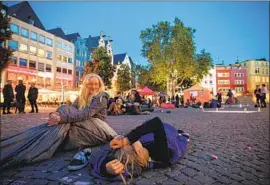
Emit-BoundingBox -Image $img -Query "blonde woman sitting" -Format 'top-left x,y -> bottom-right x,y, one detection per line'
1,74 -> 117,171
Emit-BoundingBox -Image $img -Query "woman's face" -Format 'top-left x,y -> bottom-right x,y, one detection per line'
87,77 -> 100,95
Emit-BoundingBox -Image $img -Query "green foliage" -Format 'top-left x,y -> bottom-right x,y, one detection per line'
116,64 -> 132,92
84,47 -> 115,88
195,49 -> 214,83
0,2 -> 13,73
140,17 -> 213,91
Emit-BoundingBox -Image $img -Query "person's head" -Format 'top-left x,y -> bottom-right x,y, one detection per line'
30,82 -> 36,87
7,80 -> 12,85
256,85 -> 260,89
112,145 -> 149,183
262,84 -> 266,87
18,80 -> 23,85
77,74 -> 105,109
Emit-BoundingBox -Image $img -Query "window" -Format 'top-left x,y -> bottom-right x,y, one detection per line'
235,80 -> 244,85
39,35 -> 45,44
46,38 -> 53,47
77,49 -> 80,54
56,67 -> 61,73
38,62 -> 44,72
266,69 -> 269,74
57,54 -> 62,61
217,73 -> 229,77
63,44 -> 68,51
46,64 -> 52,72
46,51 -> 52,59
29,19 -> 35,26
8,40 -> 18,50
209,80 -> 213,84
19,58 -> 27,67
62,68 -> 67,74
255,68 -> 260,74
10,24 -> 19,34
235,87 -> 244,93
68,46 -> 72,53
38,49 -> 45,57
62,56 -> 68,63
29,60 -> 36,69
209,74 -> 212,78
68,69 -> 72,75
76,60 -> 80,67
218,80 -> 230,85
10,56 -> 17,65
68,57 -> 72,64
262,69 -> 264,74
57,41 -> 62,48
19,43 -> 28,52
29,46 -> 37,55
21,28 -> 29,38
30,32 -> 38,41
76,71 -> 79,77
204,81 -> 207,84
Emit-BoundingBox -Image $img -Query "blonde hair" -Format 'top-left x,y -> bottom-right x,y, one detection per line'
77,74 -> 105,109
113,147 -> 149,184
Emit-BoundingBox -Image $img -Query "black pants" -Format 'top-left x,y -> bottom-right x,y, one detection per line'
261,94 -> 266,107
30,99 -> 38,112
3,99 -> 12,113
16,99 -> 26,113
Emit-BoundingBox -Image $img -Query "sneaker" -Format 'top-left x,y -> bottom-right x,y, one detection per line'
68,148 -> 93,171
182,133 -> 190,142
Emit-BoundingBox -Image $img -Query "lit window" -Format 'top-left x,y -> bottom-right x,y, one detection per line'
38,49 -> 45,57
62,56 -> 68,63
21,28 -> 28,38
9,56 -> 17,65
57,54 -> 62,61
19,43 -> 28,52
39,35 -> 45,44
30,32 -> 38,41
29,46 -> 37,55
19,58 -> 27,67
10,24 -> 19,34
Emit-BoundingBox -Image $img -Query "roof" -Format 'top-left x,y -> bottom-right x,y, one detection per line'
66,33 -> 81,42
47,28 -> 67,40
113,53 -> 127,65
85,35 -> 100,49
8,1 -> 45,30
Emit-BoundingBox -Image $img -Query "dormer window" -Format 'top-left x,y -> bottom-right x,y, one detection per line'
28,16 -> 35,25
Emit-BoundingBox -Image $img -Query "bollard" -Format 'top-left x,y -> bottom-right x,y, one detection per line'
216,108 -> 218,112
258,107 -> 261,112
240,104 -> 242,108
244,107 -> 247,112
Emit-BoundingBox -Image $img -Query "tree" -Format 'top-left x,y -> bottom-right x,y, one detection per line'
140,17 -> 213,94
84,47 -> 115,88
116,64 -> 132,92
0,2 -> 13,73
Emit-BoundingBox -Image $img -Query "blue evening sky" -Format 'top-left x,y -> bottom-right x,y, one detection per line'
5,1 -> 269,65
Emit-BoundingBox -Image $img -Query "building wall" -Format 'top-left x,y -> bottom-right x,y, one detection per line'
230,68 -> 247,96
1,16 -> 75,91
200,67 -> 217,96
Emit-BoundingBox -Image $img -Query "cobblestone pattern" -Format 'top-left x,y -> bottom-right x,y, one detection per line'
0,107 -> 269,185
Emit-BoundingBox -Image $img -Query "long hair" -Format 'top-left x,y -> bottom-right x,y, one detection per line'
77,74 -> 105,109
111,146 -> 149,184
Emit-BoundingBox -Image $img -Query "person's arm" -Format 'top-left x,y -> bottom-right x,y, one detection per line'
126,117 -> 170,165
58,96 -> 107,124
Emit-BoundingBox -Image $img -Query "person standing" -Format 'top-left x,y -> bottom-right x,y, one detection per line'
15,80 -> 26,114
175,94 -> 180,108
226,89 -> 233,106
28,82 -> 39,113
254,85 -> 261,107
216,90 -> 222,107
260,84 -> 267,108
2,80 -> 14,114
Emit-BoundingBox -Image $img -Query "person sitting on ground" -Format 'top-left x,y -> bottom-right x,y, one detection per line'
184,99 -> 191,108
108,98 -> 124,116
88,117 -> 189,184
0,74 -> 117,171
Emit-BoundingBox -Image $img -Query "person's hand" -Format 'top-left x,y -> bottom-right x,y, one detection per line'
106,159 -> 125,175
132,141 -> 144,155
110,137 -> 129,149
48,112 -> 61,126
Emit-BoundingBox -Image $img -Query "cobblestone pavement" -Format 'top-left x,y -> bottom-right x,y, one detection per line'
0,106 -> 269,185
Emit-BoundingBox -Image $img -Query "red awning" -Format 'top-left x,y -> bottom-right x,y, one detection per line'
138,86 -> 156,95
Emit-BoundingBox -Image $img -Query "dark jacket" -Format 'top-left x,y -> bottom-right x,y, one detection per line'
27,87 -> 38,101
3,84 -> 14,101
89,117 -> 188,181
15,84 -> 26,101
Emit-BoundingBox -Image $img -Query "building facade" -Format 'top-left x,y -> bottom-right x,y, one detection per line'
229,65 -> 247,96
200,66 -> 217,97
238,59 -> 269,93
1,2 -> 75,93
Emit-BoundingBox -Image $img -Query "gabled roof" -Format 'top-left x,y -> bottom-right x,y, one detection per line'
66,33 -> 81,42
113,53 -> 127,65
8,1 -> 45,30
85,35 -> 100,49
47,28 -> 67,40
